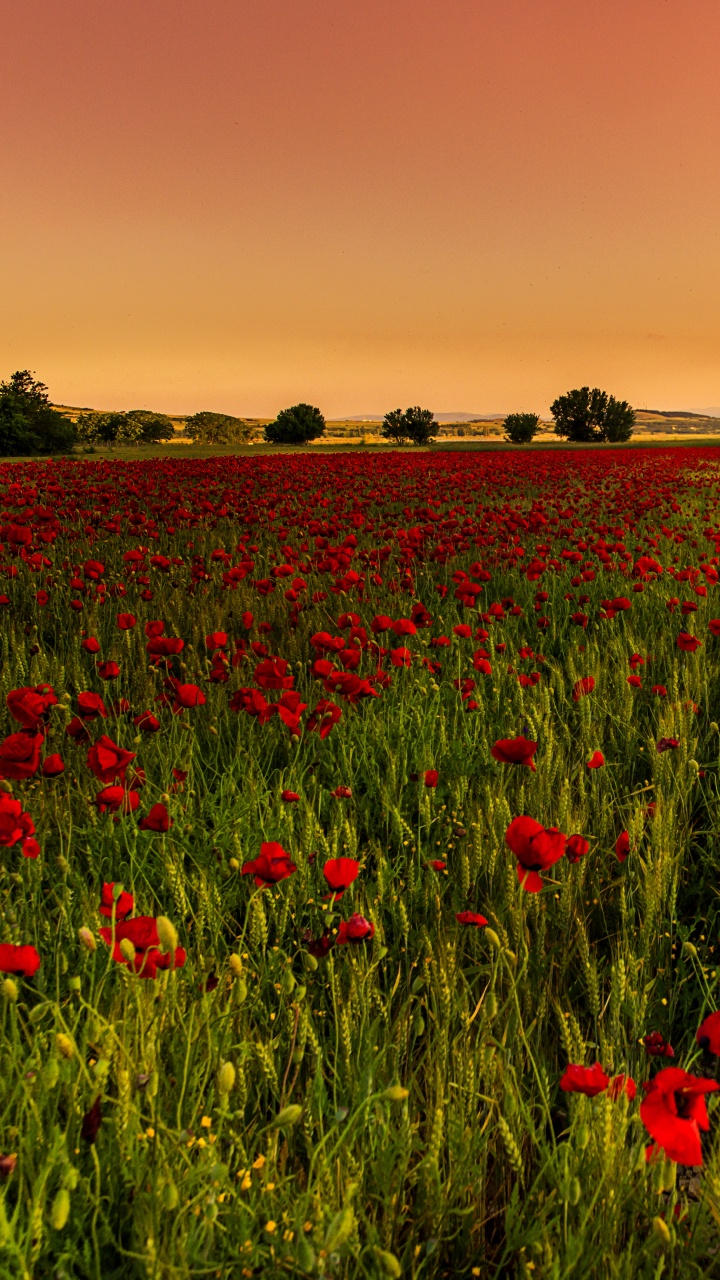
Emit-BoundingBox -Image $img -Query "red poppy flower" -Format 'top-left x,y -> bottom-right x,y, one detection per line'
572,676 -> 595,701
336,913 -> 375,945
77,692 -> 107,721
331,785 -> 352,798
640,1067 -> 719,1165
205,631 -> 228,650
427,859 -> 447,871
133,711 -> 160,733
254,658 -> 294,690
146,636 -> 184,658
656,737 -> 679,753
473,655 -> 492,675
455,911 -> 488,927
97,661 -> 120,681
82,637 -> 101,654
608,1073 -> 637,1101
323,857 -> 360,898
95,785 -> 140,816
0,943 -> 41,978
66,715 -> 91,743
615,831 -> 630,862
241,841 -> 297,886
697,1011 -> 720,1054
505,815 -> 566,892
99,915 -> 186,979
424,769 -> 439,788
0,792 -> 36,854
145,620 -> 165,638
587,750 -> 604,769
491,737 -> 537,770
677,632 -> 702,653
571,612 -> 588,628
7,685 -> 57,731
138,803 -> 172,832
709,619 -> 720,637
644,1031 -> 674,1058
99,882 -> 134,920
116,613 -> 137,630
306,931 -> 334,957
172,683 -> 206,712
626,675 -> 642,689
282,790 -> 300,803
559,1063 -> 609,1096
86,736 -> 136,783
42,753 -> 65,777
0,732 -> 43,780
565,834 -> 589,863
651,684 -> 668,697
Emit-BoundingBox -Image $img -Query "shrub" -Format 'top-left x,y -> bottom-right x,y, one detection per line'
185,412 -> 254,445
264,404 -> 325,445
380,406 -> 437,445
503,412 -> 540,444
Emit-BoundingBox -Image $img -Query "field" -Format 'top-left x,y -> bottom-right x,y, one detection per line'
3,446 -> 720,1278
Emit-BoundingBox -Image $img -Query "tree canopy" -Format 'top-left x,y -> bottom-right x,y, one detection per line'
503,412 -> 540,444
550,387 -> 635,443
264,404 -> 325,445
380,406 -> 437,446
185,412 -> 253,445
0,371 -> 77,456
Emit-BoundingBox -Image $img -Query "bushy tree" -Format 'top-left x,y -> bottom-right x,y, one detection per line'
551,387 -> 634,443
125,410 -> 175,443
503,412 -> 540,444
380,406 -> 437,445
0,371 -> 77,456
185,412 -> 253,445
264,404 -> 325,445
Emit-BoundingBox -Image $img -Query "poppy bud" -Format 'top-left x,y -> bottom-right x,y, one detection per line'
652,1217 -> 671,1245
234,979 -> 248,1005
575,1123 -> 589,1150
383,1085 -> 409,1102
281,969 -> 296,995
414,1012 -> 425,1036
2,979 -> 18,1003
485,928 -> 501,949
304,953 -> 319,972
324,1204 -> 355,1254
271,1104 -> 302,1128
229,954 -> 243,977
228,858 -> 239,871
50,1187 -> 70,1231
295,983 -> 306,1001
710,721 -> 719,735
374,1248 -> 402,1277
683,941 -> 698,958
146,1071 -> 159,1099
56,1033 -> 74,1059
218,1062 -> 236,1095
568,1176 -> 581,1206
43,1057 -> 60,1089
292,1045 -> 305,1064
78,927 -> 96,952
67,976 -> 81,993
156,916 -> 178,954
161,1181 -> 179,1210
119,939 -> 136,965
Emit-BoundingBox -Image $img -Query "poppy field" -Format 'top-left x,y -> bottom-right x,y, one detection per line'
4,445 -> 720,1278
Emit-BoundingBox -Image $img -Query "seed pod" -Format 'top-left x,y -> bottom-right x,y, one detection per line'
272,1104 -> 302,1128
281,969 -> 296,995
50,1188 -> 70,1231
575,1123 -> 589,1151
683,941 -> 698,958
374,1248 -> 402,1277
156,916 -> 178,953
2,980 -> 18,1003
55,1033 -> 74,1059
413,1012 -> 425,1037
218,1062 -> 236,1095
304,953 -> 319,972
161,1181 -> 179,1210
568,1176 -> 581,1205
485,928 -> 501,949
324,1204 -> 354,1253
652,1216 -> 671,1245
234,979 -> 248,1005
67,976 -> 81,993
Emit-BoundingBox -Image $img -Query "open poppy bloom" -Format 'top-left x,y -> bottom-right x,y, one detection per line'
656,738 -> 679,753
77,692 -> 107,720
640,1067 -> 719,1165
306,930 -> 334,958
281,789 -> 300,803
241,842 -> 297,886
559,1063 -> 609,1096
138,802 -> 172,832
0,732 -> 43,781
0,792 -> 37,858
608,1073 -> 637,1101
336,913 -> 374,945
116,613 -> 137,630
505,815 -> 566,892
615,831 -> 630,862
424,769 -> 439,787
677,632 -> 702,653
587,750 -> 604,769
455,911 -> 488,927
491,737 -> 537,770
0,943 -> 41,978
565,834 -> 589,863
99,882 -> 134,920
331,785 -> 352,798
427,859 -> 447,871
95,786 -> 140,816
697,1011 -> 720,1054
644,1031 -> 674,1058
86,736 -> 136,783
99,916 -> 186,979
7,684 -> 57,731
42,753 -> 65,777
322,857 -> 360,898
572,676 -> 595,701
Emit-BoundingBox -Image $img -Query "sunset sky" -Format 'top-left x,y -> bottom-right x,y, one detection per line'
1,0 -> 719,417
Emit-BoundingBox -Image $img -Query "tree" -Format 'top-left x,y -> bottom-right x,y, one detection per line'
380,406 -> 437,446
503,412 -> 539,444
550,387 -> 634,443
0,370 -> 77,456
125,410 -> 175,443
185,412 -> 254,446
264,404 -> 325,445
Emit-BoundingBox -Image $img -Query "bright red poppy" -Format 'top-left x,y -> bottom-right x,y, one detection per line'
86,736 -> 136,783
241,842 -> 297,886
99,882 -> 134,920
0,943 -> 41,978
491,737 -> 537,770
7,685 -> 57,731
572,676 -> 595,701
677,632 -> 702,653
640,1067 -> 719,1165
608,1073 -> 637,1101
505,815 -> 566,892
565,834 -> 589,863
95,786 -> 140,816
336,914 -> 375,945
697,1011 -> 720,1054
587,750 -> 604,769
644,1031 -> 674,1058
615,831 -> 630,862
99,916 -> 186,979
322,857 -> 360,898
455,911 -> 488,927
138,803 -> 172,832
282,790 -> 300,803
559,1064 -> 609,1096
0,732 -> 43,781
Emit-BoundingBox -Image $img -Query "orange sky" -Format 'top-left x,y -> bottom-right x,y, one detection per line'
1,0 -> 719,417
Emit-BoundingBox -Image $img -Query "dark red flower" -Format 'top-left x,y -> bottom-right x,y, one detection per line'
322,857 -> 360,898
644,1031 -> 674,1058
306,931 -> 334,958
133,711 -> 160,733
172,682 -> 206,712
116,613 -> 137,630
99,915 -> 186,978
336,913 -> 375,945
491,737 -> 537,770
0,943 -> 41,978
565,834 -> 589,863
306,699 -> 342,739
97,661 -> 120,680
331,785 -> 352,798
81,1097 -> 103,1144
572,676 -> 595,701
651,684 -> 667,697
241,842 -> 297,886
559,1064 -> 609,1096
677,632 -> 702,653
0,732 -> 43,780
505,815 -> 566,892
608,1073 -> 637,1101
138,803 -> 172,832
7,685 -> 57,731
427,859 -> 447,871
99,882 -> 134,920
86,736 -> 136,783
424,769 -> 439,788
82,637 -> 101,654
640,1067 -> 718,1165
95,786 -> 140,816
615,831 -> 630,862
66,715 -> 91,743
282,789 -> 300,803
41,753 -> 65,777
656,737 -> 679,753
455,911 -> 488,927
77,692 -> 107,721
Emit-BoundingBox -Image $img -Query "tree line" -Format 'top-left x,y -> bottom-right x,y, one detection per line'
0,370 -> 635,454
